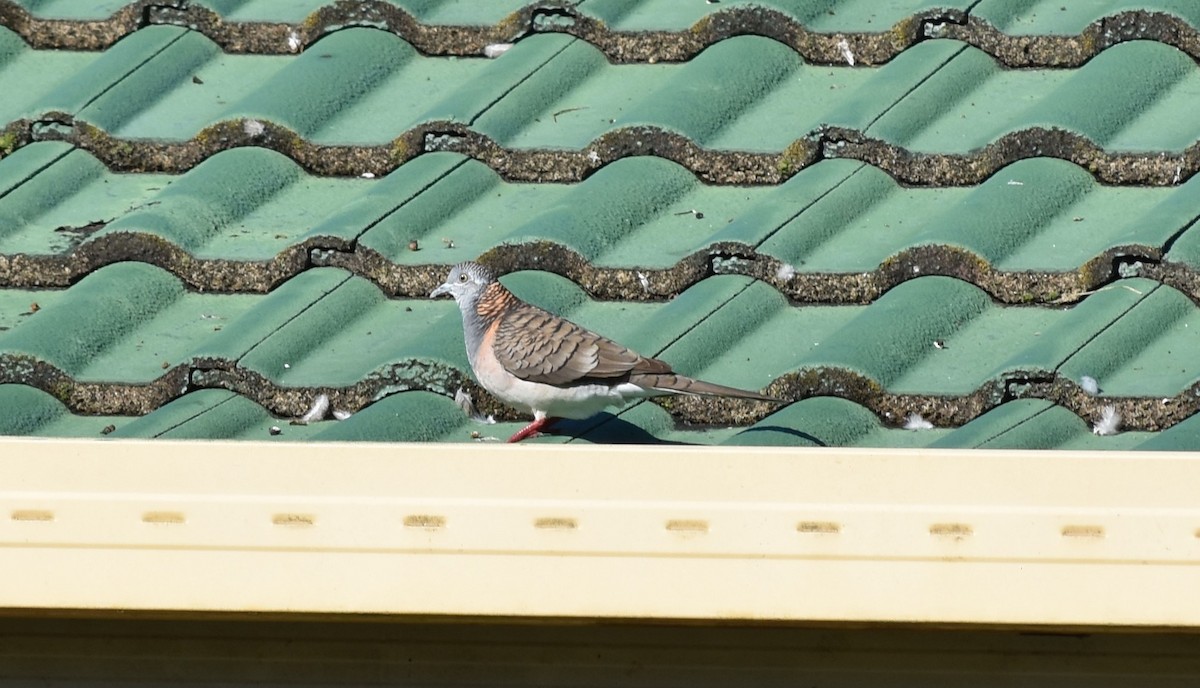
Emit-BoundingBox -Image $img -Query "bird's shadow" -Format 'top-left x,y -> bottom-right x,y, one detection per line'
550,413 -> 695,445
548,418 -> 827,447
733,425 -> 827,447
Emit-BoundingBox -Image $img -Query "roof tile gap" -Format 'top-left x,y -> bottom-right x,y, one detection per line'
1161,216 -> 1200,257
752,163 -> 866,251
862,44 -> 968,133
973,403 -> 1057,448
348,158 -> 471,244
1052,282 -> 1163,375
650,281 -> 757,361
70,27 -> 193,116
962,0 -> 987,15
0,146 -> 74,204
231,272 -> 356,365
147,392 -> 238,439
465,37 -> 579,127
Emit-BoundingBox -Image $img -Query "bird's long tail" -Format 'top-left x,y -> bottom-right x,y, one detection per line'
631,373 -> 783,403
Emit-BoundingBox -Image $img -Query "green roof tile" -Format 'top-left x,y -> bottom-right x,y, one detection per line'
0,384 -> 125,436
0,26 -> 103,123
1058,283 -> 1200,398
3,4 -> 1200,448
971,0 -> 1200,36
867,40 -> 1200,153
6,0 -> 1200,70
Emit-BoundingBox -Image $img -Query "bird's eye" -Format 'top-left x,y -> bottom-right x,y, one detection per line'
458,273 -> 469,282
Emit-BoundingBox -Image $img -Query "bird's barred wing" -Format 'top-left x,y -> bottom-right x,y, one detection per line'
492,302 -> 670,386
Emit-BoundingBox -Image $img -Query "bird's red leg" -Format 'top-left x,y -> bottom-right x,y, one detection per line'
507,416 -> 559,443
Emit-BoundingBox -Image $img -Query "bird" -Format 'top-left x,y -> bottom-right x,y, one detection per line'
430,261 -> 782,442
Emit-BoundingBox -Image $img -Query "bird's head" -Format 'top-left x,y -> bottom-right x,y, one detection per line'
429,261 -> 496,304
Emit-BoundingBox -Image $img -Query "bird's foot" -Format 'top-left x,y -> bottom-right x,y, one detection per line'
507,416 -> 559,443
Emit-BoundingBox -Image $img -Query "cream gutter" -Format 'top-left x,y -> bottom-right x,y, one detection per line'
2,438 -> 1198,628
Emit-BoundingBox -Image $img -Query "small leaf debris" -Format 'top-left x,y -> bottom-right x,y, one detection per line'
552,106 -> 588,122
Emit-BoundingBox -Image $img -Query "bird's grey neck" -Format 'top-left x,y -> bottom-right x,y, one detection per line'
458,295 -> 491,367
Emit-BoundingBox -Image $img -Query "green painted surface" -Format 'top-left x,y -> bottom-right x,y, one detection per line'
101,42 -> 291,140
712,160 -> 863,248
888,41 -> 1200,153
423,34 -> 581,133
889,303 -> 1059,395
102,27 -> 530,144
0,141 -> 72,196
756,163 -> 918,270
0,384 -> 126,437
37,26 -> 196,117
222,270 -> 463,388
0,262 -> 185,378
972,0 -> 1200,36
726,397 -> 887,447
498,36 -> 876,151
189,268 -> 350,363
0,287 -> 67,335
0,27 -> 103,124
798,277 -> 992,389
0,375 -> 1192,448
1059,284 -> 1200,397
109,389 -> 271,439
470,37 -> 610,145
611,37 -> 801,145
1138,411 -> 1200,450
304,152 -> 469,246
933,399 -> 1148,450
99,148 -> 365,259
363,156 -> 792,269
1164,219 -> 1200,268
0,148 -> 155,255
7,146 -> 1190,274
930,400 -> 1057,449
502,158 -> 762,267
997,278 -> 1158,375
2,8 -> 1200,449
656,278 -> 792,391
0,264 -> 262,382
356,157 -> 516,263
312,391 -> 522,443
273,31 -> 466,143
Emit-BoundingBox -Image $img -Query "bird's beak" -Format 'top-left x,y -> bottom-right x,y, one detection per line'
430,283 -> 450,298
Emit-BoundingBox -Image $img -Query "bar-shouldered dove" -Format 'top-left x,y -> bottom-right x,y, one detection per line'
431,262 -> 781,442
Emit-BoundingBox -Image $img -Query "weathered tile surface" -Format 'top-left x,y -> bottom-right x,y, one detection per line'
1,1 -> 1198,447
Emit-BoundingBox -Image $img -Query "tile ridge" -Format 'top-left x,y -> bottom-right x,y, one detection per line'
0,232 -> 1185,306
2,2 -> 1198,68
3,118 -> 1195,187
4,353 -> 1197,432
